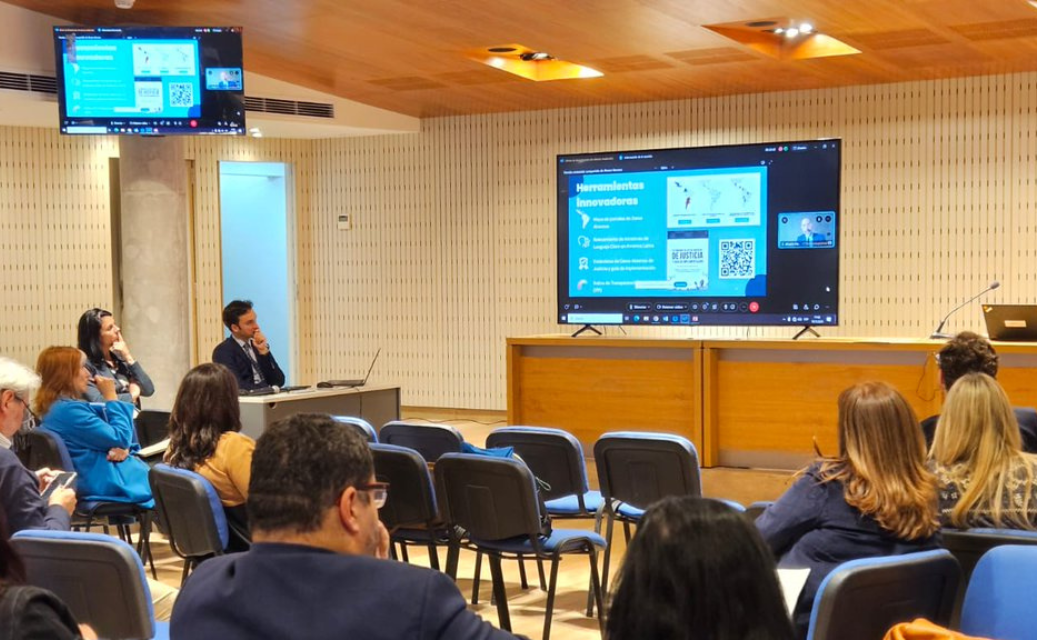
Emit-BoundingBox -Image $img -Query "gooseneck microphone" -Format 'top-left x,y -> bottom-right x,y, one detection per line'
930,281 -> 1000,339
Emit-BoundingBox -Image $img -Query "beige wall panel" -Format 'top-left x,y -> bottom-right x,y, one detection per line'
1,72 -> 1036,410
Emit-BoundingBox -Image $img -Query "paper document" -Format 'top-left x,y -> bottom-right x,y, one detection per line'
777,568 -> 810,617
137,437 -> 170,459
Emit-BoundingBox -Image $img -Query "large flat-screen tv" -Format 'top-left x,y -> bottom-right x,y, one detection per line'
557,139 -> 841,328
53,26 -> 245,136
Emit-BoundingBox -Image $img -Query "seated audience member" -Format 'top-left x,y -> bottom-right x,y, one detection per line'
0,510 -> 97,640
756,382 -> 940,639
165,363 -> 252,547
211,300 -> 285,391
607,496 -> 795,640
930,372 -> 1037,529
171,413 -> 522,640
924,332 -> 1036,453
0,357 -> 76,533
32,347 -> 152,508
77,308 -> 154,407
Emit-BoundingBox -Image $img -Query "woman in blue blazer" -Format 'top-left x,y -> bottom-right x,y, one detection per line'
33,346 -> 152,507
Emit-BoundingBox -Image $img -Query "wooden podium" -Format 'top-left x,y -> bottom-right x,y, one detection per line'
507,336 -> 1036,469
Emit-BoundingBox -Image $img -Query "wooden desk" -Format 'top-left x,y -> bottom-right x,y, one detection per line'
506,336 -> 1037,469
507,336 -> 702,450
703,339 -> 1036,469
238,384 -> 401,440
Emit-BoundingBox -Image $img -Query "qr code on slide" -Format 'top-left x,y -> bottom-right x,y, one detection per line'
719,239 -> 755,279
169,83 -> 194,107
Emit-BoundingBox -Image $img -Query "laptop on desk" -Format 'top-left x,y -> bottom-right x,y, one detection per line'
983,304 -> 1037,342
317,348 -> 382,388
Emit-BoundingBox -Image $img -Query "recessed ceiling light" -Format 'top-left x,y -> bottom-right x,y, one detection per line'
785,27 -> 799,38
520,51 -> 553,61
799,22 -> 814,33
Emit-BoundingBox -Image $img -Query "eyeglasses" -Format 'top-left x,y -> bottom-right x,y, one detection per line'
3,392 -> 36,433
356,482 -> 389,509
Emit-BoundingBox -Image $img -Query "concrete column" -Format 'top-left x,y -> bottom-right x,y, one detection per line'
118,136 -> 190,411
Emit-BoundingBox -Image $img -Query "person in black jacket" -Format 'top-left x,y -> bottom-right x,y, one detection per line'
0,357 -> 75,534
211,300 -> 285,391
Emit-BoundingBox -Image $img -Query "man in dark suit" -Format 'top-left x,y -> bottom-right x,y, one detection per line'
171,413 -> 523,640
797,217 -> 826,246
212,300 -> 285,391
922,331 -> 1036,452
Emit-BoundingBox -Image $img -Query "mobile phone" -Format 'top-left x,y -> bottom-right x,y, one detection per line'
41,472 -> 76,501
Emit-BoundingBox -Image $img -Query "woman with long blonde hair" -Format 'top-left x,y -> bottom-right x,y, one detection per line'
931,372 -> 1037,529
756,381 -> 940,639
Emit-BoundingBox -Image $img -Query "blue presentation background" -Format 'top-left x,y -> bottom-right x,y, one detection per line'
62,38 -> 201,118
567,167 -> 768,298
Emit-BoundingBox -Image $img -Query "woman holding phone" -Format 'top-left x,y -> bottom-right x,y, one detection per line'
76,308 -> 154,406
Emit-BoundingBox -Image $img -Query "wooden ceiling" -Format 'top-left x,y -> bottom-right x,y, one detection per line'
7,0 -> 1036,118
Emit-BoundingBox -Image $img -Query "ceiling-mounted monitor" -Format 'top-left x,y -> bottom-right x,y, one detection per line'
53,26 -> 245,136
556,139 -> 842,328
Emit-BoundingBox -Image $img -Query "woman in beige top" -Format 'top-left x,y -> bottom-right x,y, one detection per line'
165,363 -> 254,549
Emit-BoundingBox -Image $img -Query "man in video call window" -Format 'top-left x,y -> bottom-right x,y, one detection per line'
798,217 -> 826,246
212,300 -> 286,391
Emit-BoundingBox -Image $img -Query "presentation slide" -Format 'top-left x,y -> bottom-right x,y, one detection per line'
567,166 -> 768,298
62,38 -> 203,119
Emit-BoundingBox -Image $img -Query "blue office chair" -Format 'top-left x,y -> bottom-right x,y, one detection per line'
959,545 -> 1037,640
31,426 -> 156,577
149,463 -> 244,585
940,527 -> 1037,583
332,415 -> 378,442
593,431 -> 701,590
435,453 -> 605,640
370,442 -> 456,575
806,549 -> 961,640
12,529 -> 169,640
486,426 -> 604,522
379,421 -> 464,462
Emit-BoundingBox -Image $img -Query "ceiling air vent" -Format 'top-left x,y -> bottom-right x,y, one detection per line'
0,71 -> 58,95
244,96 -> 335,119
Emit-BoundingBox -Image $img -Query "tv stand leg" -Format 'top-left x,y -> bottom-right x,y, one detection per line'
791,325 -> 820,340
571,324 -> 603,337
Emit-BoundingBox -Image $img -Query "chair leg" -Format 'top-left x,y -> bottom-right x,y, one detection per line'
427,540 -> 440,571
588,547 -> 604,630
138,512 -> 157,580
623,520 -> 632,543
471,551 -> 483,604
400,543 -> 410,563
541,556 -> 561,640
518,557 -> 529,589
589,510 -> 615,616
388,541 -> 399,561
487,553 -> 511,632
536,558 -> 547,590
445,542 -> 460,581
180,559 -> 192,586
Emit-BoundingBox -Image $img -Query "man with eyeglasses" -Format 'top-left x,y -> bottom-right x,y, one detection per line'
172,413 -> 524,640
0,356 -> 77,532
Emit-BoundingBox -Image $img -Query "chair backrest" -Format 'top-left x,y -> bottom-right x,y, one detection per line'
370,443 -> 440,531
11,529 -> 156,640
960,545 -> 1037,640
26,427 -> 70,471
1013,407 -> 1036,453
332,415 -> 378,443
435,453 -> 542,543
149,463 -> 229,556
807,549 -> 961,640
486,426 -> 589,502
593,431 -> 701,510
379,421 -> 464,462
134,410 -> 170,448
940,527 -> 1037,582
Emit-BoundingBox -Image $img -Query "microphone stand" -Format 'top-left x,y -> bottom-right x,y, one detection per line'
929,283 -> 999,339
